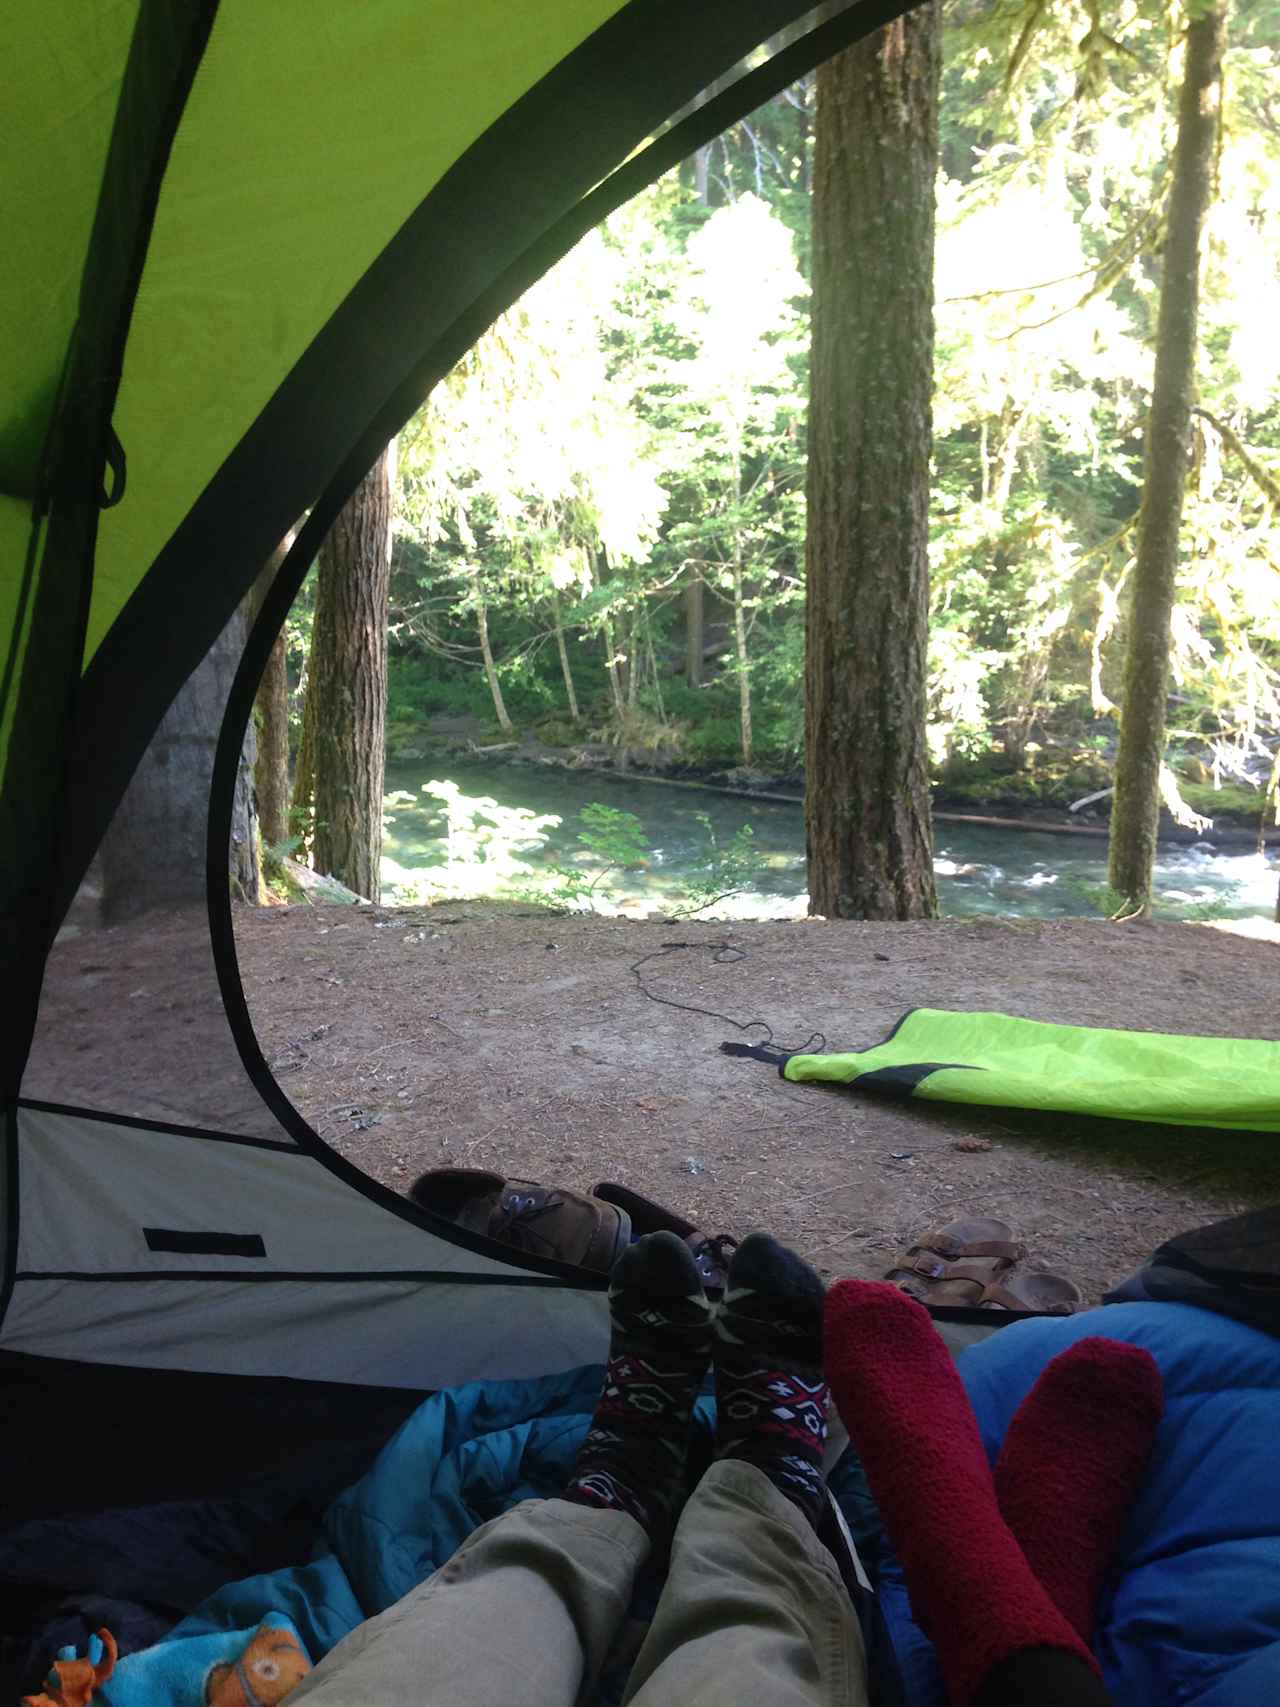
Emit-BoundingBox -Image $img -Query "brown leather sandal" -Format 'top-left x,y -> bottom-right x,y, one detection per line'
886,1217 -> 1026,1305
968,1267 -> 1084,1315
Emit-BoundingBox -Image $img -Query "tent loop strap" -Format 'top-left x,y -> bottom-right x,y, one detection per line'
99,426 -> 127,508
719,1040 -> 796,1067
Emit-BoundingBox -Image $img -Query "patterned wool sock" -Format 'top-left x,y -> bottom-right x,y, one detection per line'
713,1232 -> 830,1528
824,1280 -> 1097,1707
563,1231 -> 713,1540
995,1337 -> 1163,1643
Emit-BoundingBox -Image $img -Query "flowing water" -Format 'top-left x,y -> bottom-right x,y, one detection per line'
383,757 -> 1277,922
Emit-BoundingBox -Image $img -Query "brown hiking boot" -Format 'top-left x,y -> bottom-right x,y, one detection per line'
408,1168 -> 632,1273
592,1181 -> 736,1296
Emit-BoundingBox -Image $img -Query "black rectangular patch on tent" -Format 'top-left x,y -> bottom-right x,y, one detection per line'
144,1228 -> 267,1258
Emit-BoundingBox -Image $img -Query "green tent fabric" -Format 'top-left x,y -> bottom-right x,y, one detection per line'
1,0 -> 899,1092
1,0 -> 917,1393
782,1008 -> 1280,1132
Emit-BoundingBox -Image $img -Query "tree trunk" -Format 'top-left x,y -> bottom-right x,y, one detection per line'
804,6 -> 941,920
306,444 -> 395,903
250,536 -> 295,850
475,589 -> 513,733
100,606 -> 259,919
552,597 -> 579,720
1108,6 -> 1225,916
291,659 -> 316,851
645,613 -> 666,723
988,398 -> 1026,512
731,560 -> 753,765
685,575 -> 705,686
694,143 -> 712,204
626,612 -> 640,710
602,614 -> 626,716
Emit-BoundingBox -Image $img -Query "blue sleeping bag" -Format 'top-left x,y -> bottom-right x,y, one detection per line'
169,1364 -> 655,1657
135,1303 -> 1280,1707
879,1302 -> 1280,1706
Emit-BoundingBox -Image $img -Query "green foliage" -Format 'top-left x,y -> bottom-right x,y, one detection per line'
1055,877 -> 1137,918
382,785 -> 777,918
533,800 -> 769,917
1178,883 -> 1246,922
355,13 -> 1280,831
668,813 -> 769,917
541,803 -> 651,912
261,834 -> 306,903
578,801 -> 650,867
266,834 -> 303,862
682,712 -> 747,765
924,0 -> 1280,793
1057,871 -> 1246,922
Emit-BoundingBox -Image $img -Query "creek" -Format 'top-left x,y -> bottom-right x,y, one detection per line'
383,757 -> 1277,922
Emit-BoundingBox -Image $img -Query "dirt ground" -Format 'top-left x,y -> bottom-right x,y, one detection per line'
223,904 -> 1280,1301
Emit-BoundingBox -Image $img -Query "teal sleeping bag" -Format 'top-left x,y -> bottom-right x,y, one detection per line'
782,1008 -> 1280,1131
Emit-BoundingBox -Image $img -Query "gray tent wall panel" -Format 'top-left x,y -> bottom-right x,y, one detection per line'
3,1106 -> 608,1385
6,1274 -> 607,1388
2,0 -> 918,1389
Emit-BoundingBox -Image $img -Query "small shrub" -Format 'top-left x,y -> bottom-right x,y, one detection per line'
544,802 -> 652,911
669,813 -> 769,917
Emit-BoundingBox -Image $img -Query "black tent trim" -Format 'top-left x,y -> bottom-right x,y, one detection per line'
2,0 -> 223,1098
52,0 -> 916,933
0,1104 -> 17,1328
0,0 -> 222,1337
13,1268 -> 592,1288
143,1229 -> 268,1257
194,0 -> 922,1278
18,1098 -> 303,1153
0,518 -> 43,736
5,0 -> 926,1326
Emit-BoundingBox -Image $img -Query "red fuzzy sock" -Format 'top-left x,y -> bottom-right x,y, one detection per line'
994,1337 -> 1163,1643
824,1281 -> 1097,1707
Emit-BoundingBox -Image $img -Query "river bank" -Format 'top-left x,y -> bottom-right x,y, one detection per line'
388,715 -> 1280,850
379,747 -> 1279,926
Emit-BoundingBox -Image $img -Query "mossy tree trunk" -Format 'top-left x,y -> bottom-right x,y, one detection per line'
304,444 -> 394,903
250,535 -> 295,850
804,5 -> 941,919
626,612 -> 640,710
475,589 -> 512,733
1108,5 -> 1226,916
291,661 -> 315,851
100,606 -> 259,918
602,613 -> 626,715
685,136 -> 712,688
552,596 -> 579,721
731,561 -> 753,766
685,575 -> 705,687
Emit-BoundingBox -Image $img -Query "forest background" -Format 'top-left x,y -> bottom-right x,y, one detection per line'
267,0 -> 1280,913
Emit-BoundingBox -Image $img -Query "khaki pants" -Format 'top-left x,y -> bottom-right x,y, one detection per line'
288,1459 -> 869,1707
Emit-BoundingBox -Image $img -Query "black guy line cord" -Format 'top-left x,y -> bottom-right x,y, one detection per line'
628,941 -> 826,1056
